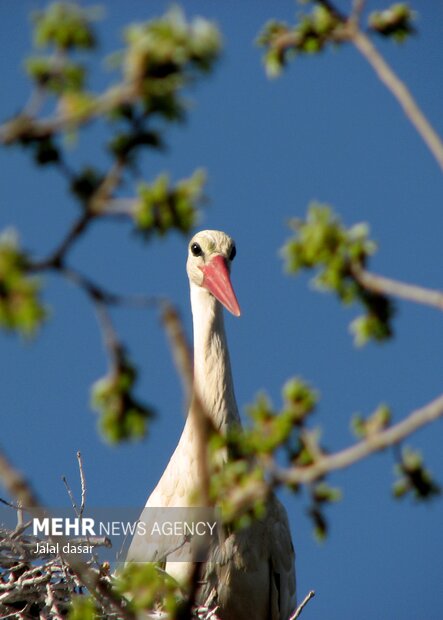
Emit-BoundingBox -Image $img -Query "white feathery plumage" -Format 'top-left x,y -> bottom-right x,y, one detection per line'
127,230 -> 296,619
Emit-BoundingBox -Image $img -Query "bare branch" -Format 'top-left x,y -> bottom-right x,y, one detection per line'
0,83 -> 137,145
350,0 -> 366,25
277,1 -> 443,173
102,198 -> 137,217
77,451 -> 86,517
274,391 -> 443,486
62,475 -> 79,515
350,29 -> 443,173
290,590 -> 315,620
0,496 -> 19,510
45,582 -> 65,620
90,159 -> 126,214
353,267 -> 443,311
29,162 -> 126,272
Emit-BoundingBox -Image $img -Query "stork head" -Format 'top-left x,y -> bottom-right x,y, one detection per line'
186,230 -> 241,316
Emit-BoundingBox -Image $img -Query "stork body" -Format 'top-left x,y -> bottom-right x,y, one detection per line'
127,231 -> 296,619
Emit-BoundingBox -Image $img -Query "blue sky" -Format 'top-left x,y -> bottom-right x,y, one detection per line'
1,1 -> 443,618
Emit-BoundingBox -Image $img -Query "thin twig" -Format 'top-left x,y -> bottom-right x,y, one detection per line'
274,391 -> 443,486
280,1 -> 443,173
354,267 -> 443,311
289,590 -> 315,620
317,0 -> 443,173
62,475 -> 79,515
103,198 -> 137,216
28,161 -> 125,274
93,300 -> 124,371
350,0 -> 366,26
77,451 -> 86,517
0,82 -> 138,145
45,583 -> 64,620
63,452 -> 106,568
90,159 -> 126,214
0,496 -> 19,510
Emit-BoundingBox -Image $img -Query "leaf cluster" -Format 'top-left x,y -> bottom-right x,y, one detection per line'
257,2 -> 415,77
26,57 -> 86,94
32,2 -> 98,51
208,377 -> 341,537
283,203 -> 395,345
68,596 -> 97,620
122,7 -> 220,95
91,351 -> 154,443
308,480 -> 342,541
0,230 -> 46,336
369,4 -> 415,42
135,169 -> 206,238
393,447 -> 440,501
257,5 -> 343,77
351,404 -> 392,439
114,563 -> 180,615
25,2 -> 97,116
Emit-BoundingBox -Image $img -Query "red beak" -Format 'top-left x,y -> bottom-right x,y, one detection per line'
200,255 -> 241,317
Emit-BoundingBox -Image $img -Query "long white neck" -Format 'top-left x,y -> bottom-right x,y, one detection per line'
189,283 -> 240,432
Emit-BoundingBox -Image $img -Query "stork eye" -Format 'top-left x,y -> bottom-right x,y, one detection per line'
229,245 -> 236,261
191,242 -> 203,257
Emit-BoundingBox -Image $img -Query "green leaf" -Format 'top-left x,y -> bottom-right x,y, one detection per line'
369,4 -> 415,42
134,170 -> 205,238
352,403 -> 392,438
0,229 -> 47,337
119,8 -> 221,118
393,447 -> 440,501
25,56 -> 86,93
115,564 -> 180,613
91,352 -> 154,443
257,5 -> 343,76
283,377 -> 318,423
32,2 -> 99,51
283,203 -> 395,345
69,596 -> 97,620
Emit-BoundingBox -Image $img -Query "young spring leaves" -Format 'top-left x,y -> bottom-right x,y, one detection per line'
91,351 -> 154,443
282,203 -> 395,346
0,230 -> 46,337
257,2 -> 415,77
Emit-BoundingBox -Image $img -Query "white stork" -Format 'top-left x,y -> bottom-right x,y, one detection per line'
127,230 -> 296,619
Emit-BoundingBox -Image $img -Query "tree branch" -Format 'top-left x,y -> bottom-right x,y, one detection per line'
350,29 -> 443,173
77,451 -> 86,517
0,83 -> 137,145
290,590 -> 315,620
354,267 -> 443,311
274,391 -> 443,486
29,212 -> 94,271
274,1 -> 443,173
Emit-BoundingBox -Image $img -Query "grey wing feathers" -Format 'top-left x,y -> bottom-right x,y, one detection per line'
199,494 -> 296,620
268,496 -> 296,619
